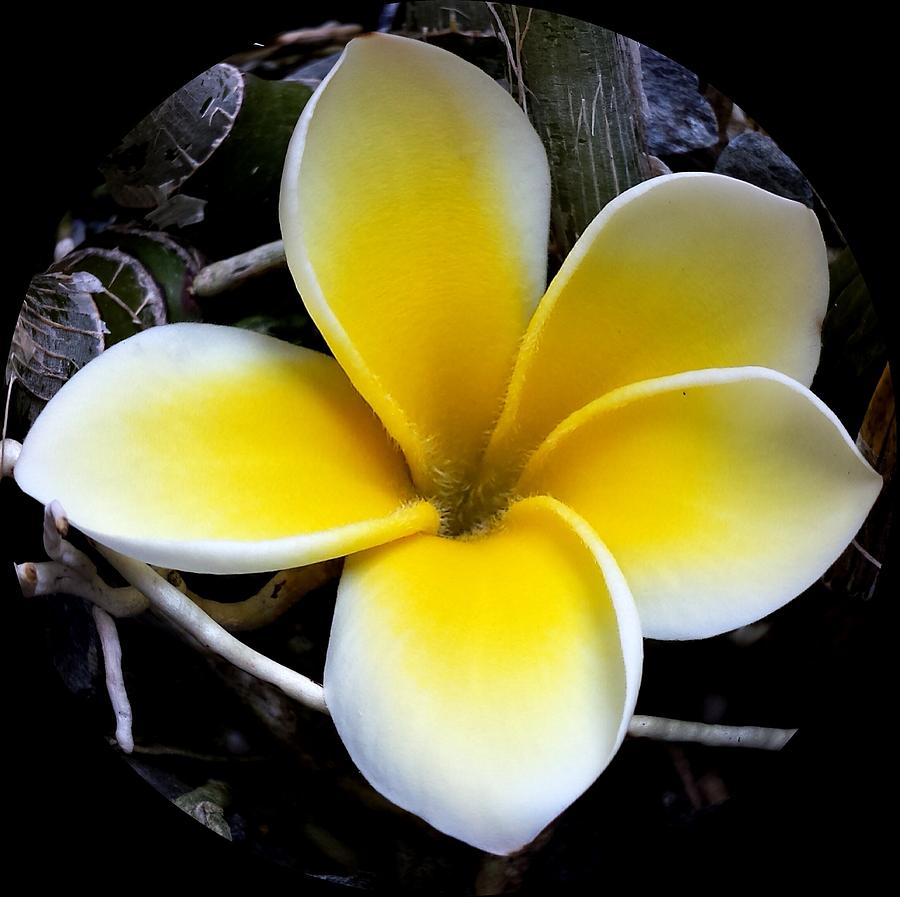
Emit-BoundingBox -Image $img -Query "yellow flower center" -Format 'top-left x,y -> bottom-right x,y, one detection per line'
428,461 -> 523,539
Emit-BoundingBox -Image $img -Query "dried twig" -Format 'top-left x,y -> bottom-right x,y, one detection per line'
627,715 -> 797,750
116,741 -> 263,762
1,437 -> 21,479
191,240 -> 286,297
92,605 -> 135,753
486,3 -> 527,113
275,22 -> 363,47
97,545 -> 328,713
18,500 -> 798,748
16,502 -> 149,616
44,500 -> 91,572
160,560 -> 341,632
15,559 -> 149,617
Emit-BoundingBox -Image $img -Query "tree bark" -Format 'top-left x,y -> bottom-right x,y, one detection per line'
491,6 -> 650,270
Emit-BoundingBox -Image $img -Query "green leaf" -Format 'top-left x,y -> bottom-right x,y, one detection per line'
90,227 -> 204,322
100,63 -> 312,254
51,247 -> 166,345
6,272 -> 105,427
100,64 -> 244,209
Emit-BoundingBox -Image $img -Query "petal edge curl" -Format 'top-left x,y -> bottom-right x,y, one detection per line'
15,324 -> 439,574
519,366 -> 882,639
487,172 -> 829,469
324,495 -> 642,855
280,33 -> 551,495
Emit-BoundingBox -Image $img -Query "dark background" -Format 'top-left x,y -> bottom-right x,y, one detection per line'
4,4 -> 894,889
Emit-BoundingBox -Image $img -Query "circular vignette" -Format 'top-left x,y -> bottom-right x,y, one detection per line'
4,4 -> 894,887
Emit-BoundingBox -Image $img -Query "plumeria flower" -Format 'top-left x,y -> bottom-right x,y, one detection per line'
14,34 -> 881,855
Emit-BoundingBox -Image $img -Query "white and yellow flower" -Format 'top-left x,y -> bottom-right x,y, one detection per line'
14,34 -> 881,855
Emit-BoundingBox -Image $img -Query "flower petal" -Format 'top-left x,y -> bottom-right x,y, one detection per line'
15,324 -> 439,574
280,33 -> 550,496
518,367 -> 882,640
324,495 -> 642,855
487,172 -> 829,469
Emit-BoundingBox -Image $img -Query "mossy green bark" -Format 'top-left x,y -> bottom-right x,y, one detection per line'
493,6 -> 650,269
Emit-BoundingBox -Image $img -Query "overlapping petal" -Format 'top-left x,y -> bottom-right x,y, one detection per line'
280,33 -> 551,496
519,367 -> 882,639
14,324 -> 439,574
486,173 -> 830,470
14,29 -> 883,861
324,495 -> 642,855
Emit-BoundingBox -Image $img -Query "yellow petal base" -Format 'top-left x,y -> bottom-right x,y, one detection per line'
487,172 -> 829,470
325,496 -> 642,854
281,33 -> 551,495
15,324 -> 439,573
520,367 -> 882,638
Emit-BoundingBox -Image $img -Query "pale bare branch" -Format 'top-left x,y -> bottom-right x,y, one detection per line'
159,560 -> 341,631
92,605 -> 134,753
19,502 -> 800,747
98,545 -> 327,714
15,560 -> 149,617
1,437 -> 21,479
628,715 -> 797,750
191,240 -> 286,297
